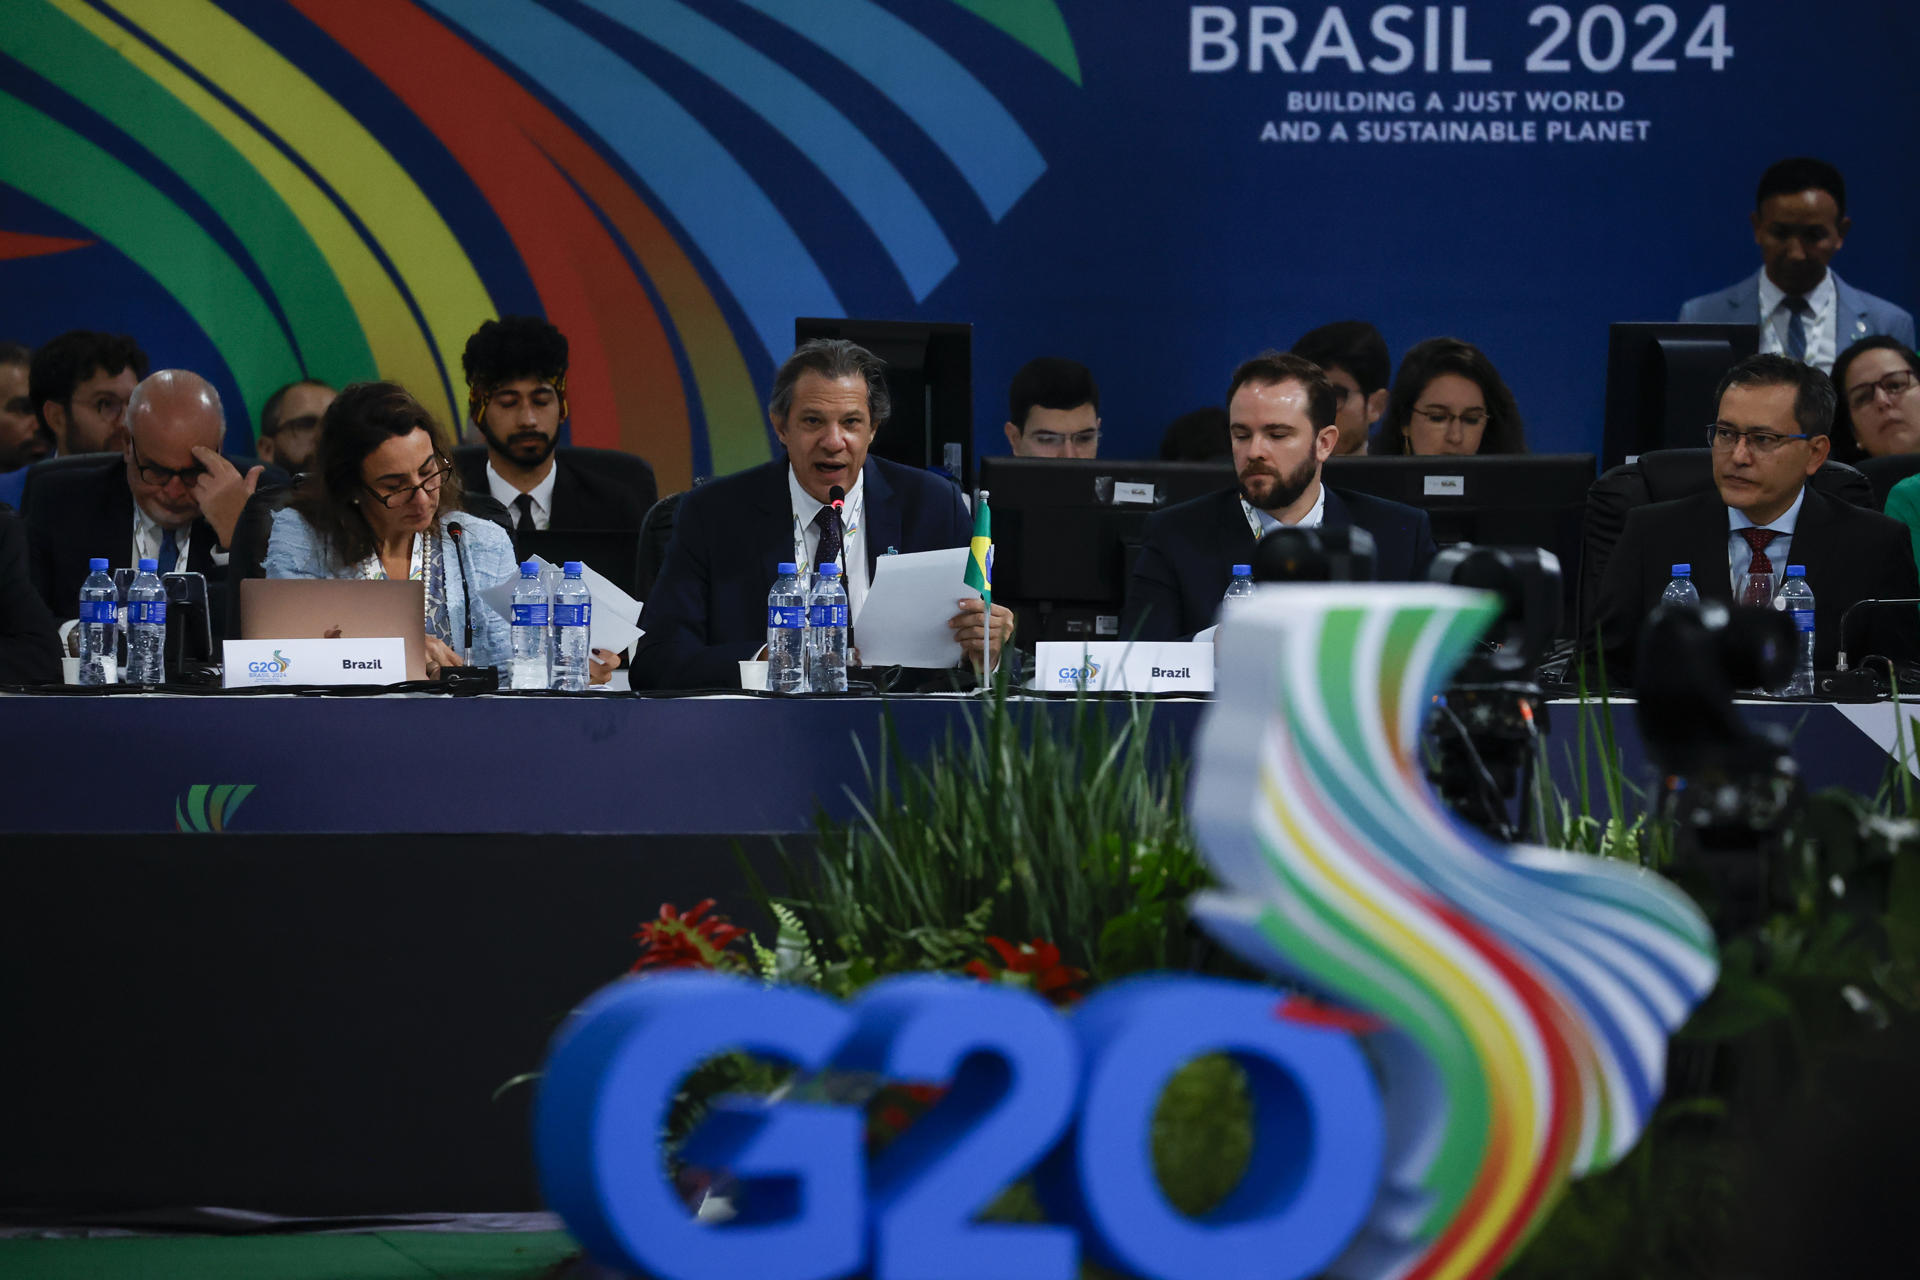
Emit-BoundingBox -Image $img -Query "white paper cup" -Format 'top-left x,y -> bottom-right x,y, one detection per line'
61,656 -> 81,685
738,659 -> 769,690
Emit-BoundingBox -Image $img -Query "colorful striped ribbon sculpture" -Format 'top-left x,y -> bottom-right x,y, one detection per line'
1190,584 -> 1719,1280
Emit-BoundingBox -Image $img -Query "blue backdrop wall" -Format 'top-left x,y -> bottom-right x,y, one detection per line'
2,1 -> 1915,483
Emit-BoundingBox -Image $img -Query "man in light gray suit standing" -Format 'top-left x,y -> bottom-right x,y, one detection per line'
1681,157 -> 1914,374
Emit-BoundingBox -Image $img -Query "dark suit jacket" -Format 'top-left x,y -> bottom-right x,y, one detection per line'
632,457 -> 971,690
455,447 -> 657,533
25,457 -> 233,634
1594,486 -> 1920,680
0,506 -> 61,685
1122,486 -> 1439,641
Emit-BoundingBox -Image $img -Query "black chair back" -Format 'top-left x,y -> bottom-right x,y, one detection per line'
18,452 -> 118,519
634,491 -> 686,601
1855,453 -> 1920,510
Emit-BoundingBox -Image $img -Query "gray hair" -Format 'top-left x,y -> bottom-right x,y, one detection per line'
768,338 -> 891,428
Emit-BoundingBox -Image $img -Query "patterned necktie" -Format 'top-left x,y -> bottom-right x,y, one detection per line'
813,504 -> 844,573
1739,527 -> 1778,605
1784,295 -> 1811,363
158,526 -> 179,574
513,493 -> 535,536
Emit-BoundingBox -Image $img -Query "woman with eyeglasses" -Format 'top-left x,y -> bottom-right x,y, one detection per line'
262,381 -> 516,679
1830,335 -> 1920,461
1376,337 -> 1529,456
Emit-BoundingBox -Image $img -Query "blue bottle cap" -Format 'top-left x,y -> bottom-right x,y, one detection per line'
520,560 -> 540,577
563,560 -> 585,575
1671,563 -> 1690,576
137,558 -> 158,572
89,557 -> 109,570
1232,564 -> 1252,576
777,561 -> 799,574
819,562 -> 840,576
1786,565 -> 1805,577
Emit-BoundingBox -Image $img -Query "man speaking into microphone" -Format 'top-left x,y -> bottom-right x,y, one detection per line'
633,339 -> 1013,690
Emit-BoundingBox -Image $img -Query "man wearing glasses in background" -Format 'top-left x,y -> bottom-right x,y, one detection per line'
1594,353 -> 1919,681
1002,357 -> 1102,459
0,330 -> 149,510
255,378 -> 335,474
28,369 -> 263,639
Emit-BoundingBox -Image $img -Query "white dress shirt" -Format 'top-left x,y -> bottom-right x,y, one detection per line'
1757,271 -> 1838,373
488,461 -> 557,531
1241,480 -> 1328,538
788,466 -> 869,618
1726,486 -> 1805,599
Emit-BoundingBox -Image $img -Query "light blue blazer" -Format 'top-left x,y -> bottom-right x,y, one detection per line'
1680,269 -> 1917,351
262,508 -> 518,669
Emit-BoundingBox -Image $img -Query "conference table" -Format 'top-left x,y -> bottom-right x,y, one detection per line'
2,687 -> 1909,1222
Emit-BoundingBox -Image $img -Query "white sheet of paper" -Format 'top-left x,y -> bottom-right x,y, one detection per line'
477,556 -> 644,655
852,547 -> 970,668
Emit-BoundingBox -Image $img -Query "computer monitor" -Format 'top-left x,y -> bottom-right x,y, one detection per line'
793,318 -> 971,481
978,455 -> 1234,643
1603,322 -> 1759,470
1321,454 -> 1597,635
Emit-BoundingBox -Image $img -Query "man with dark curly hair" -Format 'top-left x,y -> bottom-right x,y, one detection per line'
456,315 -> 655,535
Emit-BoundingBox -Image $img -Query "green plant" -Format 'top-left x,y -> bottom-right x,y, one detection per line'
775,684 -> 1211,986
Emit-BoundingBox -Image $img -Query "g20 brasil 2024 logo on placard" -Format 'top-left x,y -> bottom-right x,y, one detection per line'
175,784 -> 255,834
246,649 -> 292,680
531,585 -> 1717,1280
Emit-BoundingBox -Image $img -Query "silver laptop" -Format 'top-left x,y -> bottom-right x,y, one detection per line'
240,579 -> 428,681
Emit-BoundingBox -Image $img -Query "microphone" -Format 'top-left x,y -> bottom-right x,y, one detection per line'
828,483 -> 846,514
1835,597 -> 1920,672
447,521 -> 475,662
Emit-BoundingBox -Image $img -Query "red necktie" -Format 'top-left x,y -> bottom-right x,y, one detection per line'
1739,528 -> 1778,605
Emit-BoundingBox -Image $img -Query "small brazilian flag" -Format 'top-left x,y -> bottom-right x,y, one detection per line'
964,490 -> 992,607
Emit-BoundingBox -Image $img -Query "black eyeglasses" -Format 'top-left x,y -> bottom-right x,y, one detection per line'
129,437 -> 208,487
265,413 -> 322,439
1846,369 -> 1918,413
1705,424 -> 1811,454
363,461 -> 451,508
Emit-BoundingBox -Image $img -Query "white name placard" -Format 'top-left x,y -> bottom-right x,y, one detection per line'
223,637 -> 408,688
1033,641 -> 1214,694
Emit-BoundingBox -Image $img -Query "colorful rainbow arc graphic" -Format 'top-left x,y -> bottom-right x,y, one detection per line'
0,0 -> 1079,491
1190,585 -> 1718,1280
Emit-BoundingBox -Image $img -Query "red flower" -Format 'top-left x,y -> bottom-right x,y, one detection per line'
631,899 -> 748,973
962,936 -> 1088,1006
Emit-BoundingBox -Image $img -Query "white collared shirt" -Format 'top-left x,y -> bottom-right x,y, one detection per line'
488,460 -> 557,532
132,503 -> 191,573
1757,271 -> 1838,373
1726,485 -> 1806,598
1241,480 -> 1327,539
788,466 -> 869,618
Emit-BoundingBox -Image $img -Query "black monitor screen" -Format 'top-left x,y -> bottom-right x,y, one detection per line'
1322,453 -> 1596,633
794,317 -> 971,481
1603,322 -> 1759,470
979,455 -> 1234,643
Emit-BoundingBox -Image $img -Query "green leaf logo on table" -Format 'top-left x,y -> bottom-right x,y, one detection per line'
532,587 -> 1718,1280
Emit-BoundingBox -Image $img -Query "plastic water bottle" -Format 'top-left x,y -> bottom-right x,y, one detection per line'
550,561 -> 592,691
125,557 -> 167,685
1661,563 -> 1701,607
1222,563 -> 1257,610
1777,565 -> 1815,697
766,561 -> 808,693
509,560 -> 551,690
805,562 -> 849,694
78,557 -> 118,685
